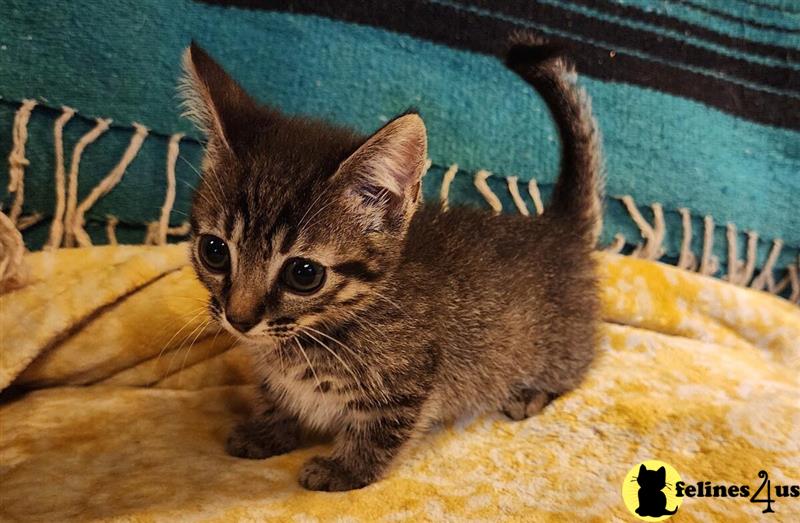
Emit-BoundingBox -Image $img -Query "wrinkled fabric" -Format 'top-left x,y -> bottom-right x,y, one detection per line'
1,244 -> 798,521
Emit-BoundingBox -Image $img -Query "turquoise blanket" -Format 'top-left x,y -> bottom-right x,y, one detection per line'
1,0 -> 798,298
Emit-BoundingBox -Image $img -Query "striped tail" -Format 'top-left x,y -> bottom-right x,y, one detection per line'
505,35 -> 605,245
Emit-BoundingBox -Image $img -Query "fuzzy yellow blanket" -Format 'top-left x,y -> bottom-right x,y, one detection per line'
1,244 -> 798,522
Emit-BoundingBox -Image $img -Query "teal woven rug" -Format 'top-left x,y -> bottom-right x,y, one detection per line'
1,0 -> 798,300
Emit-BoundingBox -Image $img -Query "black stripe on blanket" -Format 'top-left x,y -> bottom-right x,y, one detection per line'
674,0 -> 800,35
197,0 -> 800,130
555,0 -> 799,64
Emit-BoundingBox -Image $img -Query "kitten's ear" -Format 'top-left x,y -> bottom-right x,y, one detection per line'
657,466 -> 666,479
336,113 -> 428,230
639,464 -> 647,475
179,42 -> 258,155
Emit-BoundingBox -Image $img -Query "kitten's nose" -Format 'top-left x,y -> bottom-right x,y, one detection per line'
225,312 -> 259,334
225,282 -> 264,334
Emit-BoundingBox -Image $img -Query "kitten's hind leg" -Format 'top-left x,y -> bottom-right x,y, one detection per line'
501,387 -> 558,421
226,405 -> 302,459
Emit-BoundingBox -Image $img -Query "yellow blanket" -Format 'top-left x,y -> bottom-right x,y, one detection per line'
1,245 -> 798,521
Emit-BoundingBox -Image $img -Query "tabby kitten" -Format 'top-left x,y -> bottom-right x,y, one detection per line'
182,35 -> 602,491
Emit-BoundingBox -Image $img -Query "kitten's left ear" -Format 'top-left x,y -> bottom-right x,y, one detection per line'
336,112 -> 428,231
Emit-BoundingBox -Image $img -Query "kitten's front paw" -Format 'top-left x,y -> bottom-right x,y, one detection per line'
225,418 -> 299,459
299,457 -> 370,491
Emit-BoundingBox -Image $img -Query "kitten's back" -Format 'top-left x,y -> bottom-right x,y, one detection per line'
387,36 -> 605,421
395,204 -> 598,420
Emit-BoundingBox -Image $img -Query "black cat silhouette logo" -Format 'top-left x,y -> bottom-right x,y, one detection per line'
622,460 -> 683,521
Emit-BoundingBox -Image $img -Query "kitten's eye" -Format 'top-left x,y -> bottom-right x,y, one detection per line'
282,258 -> 325,294
199,235 -> 230,272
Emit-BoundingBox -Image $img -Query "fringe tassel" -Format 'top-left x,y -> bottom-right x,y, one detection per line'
106,215 -> 119,245
474,170 -> 502,214
784,260 -> 799,303
619,196 -> 665,260
612,195 -> 796,301
16,213 -> 43,231
7,100 -> 37,226
751,240 -> 783,293
72,123 -> 148,247
156,134 -> 183,245
725,223 -> 758,286
677,208 -> 697,271
2,105 -> 798,304
699,215 -> 720,276
144,220 -> 190,245
506,177 -> 530,216
45,107 -> 77,250
63,118 -> 112,247
0,212 -> 27,293
604,234 -> 626,254
439,164 -> 458,210
168,222 -> 191,237
527,179 -> 544,216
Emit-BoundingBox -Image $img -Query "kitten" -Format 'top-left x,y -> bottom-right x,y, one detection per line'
635,465 -> 679,517
181,35 -> 602,491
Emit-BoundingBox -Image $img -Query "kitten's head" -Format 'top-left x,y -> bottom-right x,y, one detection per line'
636,465 -> 667,490
180,43 -> 427,343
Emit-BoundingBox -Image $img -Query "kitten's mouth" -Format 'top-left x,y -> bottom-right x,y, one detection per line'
219,322 -> 298,343
264,330 -> 297,341
210,307 -> 298,343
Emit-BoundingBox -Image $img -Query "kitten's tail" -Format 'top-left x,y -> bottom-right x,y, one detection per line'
505,34 -> 605,245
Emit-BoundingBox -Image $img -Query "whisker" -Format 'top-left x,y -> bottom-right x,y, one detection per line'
300,324 -> 390,402
209,323 -> 224,349
170,295 -> 214,305
156,308 -> 208,364
371,290 -> 408,317
297,188 -> 328,230
177,318 -> 212,385
277,343 -> 286,373
181,155 -> 228,212
299,327 -> 363,393
164,317 -> 210,378
269,331 -> 286,373
182,155 -> 225,201
179,154 -> 202,178
300,324 -> 371,374
345,311 -> 388,341
179,178 -> 216,209
144,305 -> 209,350
293,337 -> 323,393
300,325 -> 354,355
298,198 -> 338,233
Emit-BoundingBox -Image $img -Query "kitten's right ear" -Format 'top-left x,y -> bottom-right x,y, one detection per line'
334,112 -> 428,233
179,42 -> 258,155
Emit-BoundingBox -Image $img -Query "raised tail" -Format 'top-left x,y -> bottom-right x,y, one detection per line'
505,35 -> 605,245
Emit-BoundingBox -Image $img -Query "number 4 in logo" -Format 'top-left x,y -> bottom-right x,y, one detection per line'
751,470 -> 775,513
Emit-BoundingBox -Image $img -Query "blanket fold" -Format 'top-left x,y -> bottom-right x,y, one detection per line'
1,244 -> 798,521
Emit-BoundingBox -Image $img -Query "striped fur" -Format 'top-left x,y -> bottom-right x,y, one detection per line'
183,37 -> 600,491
